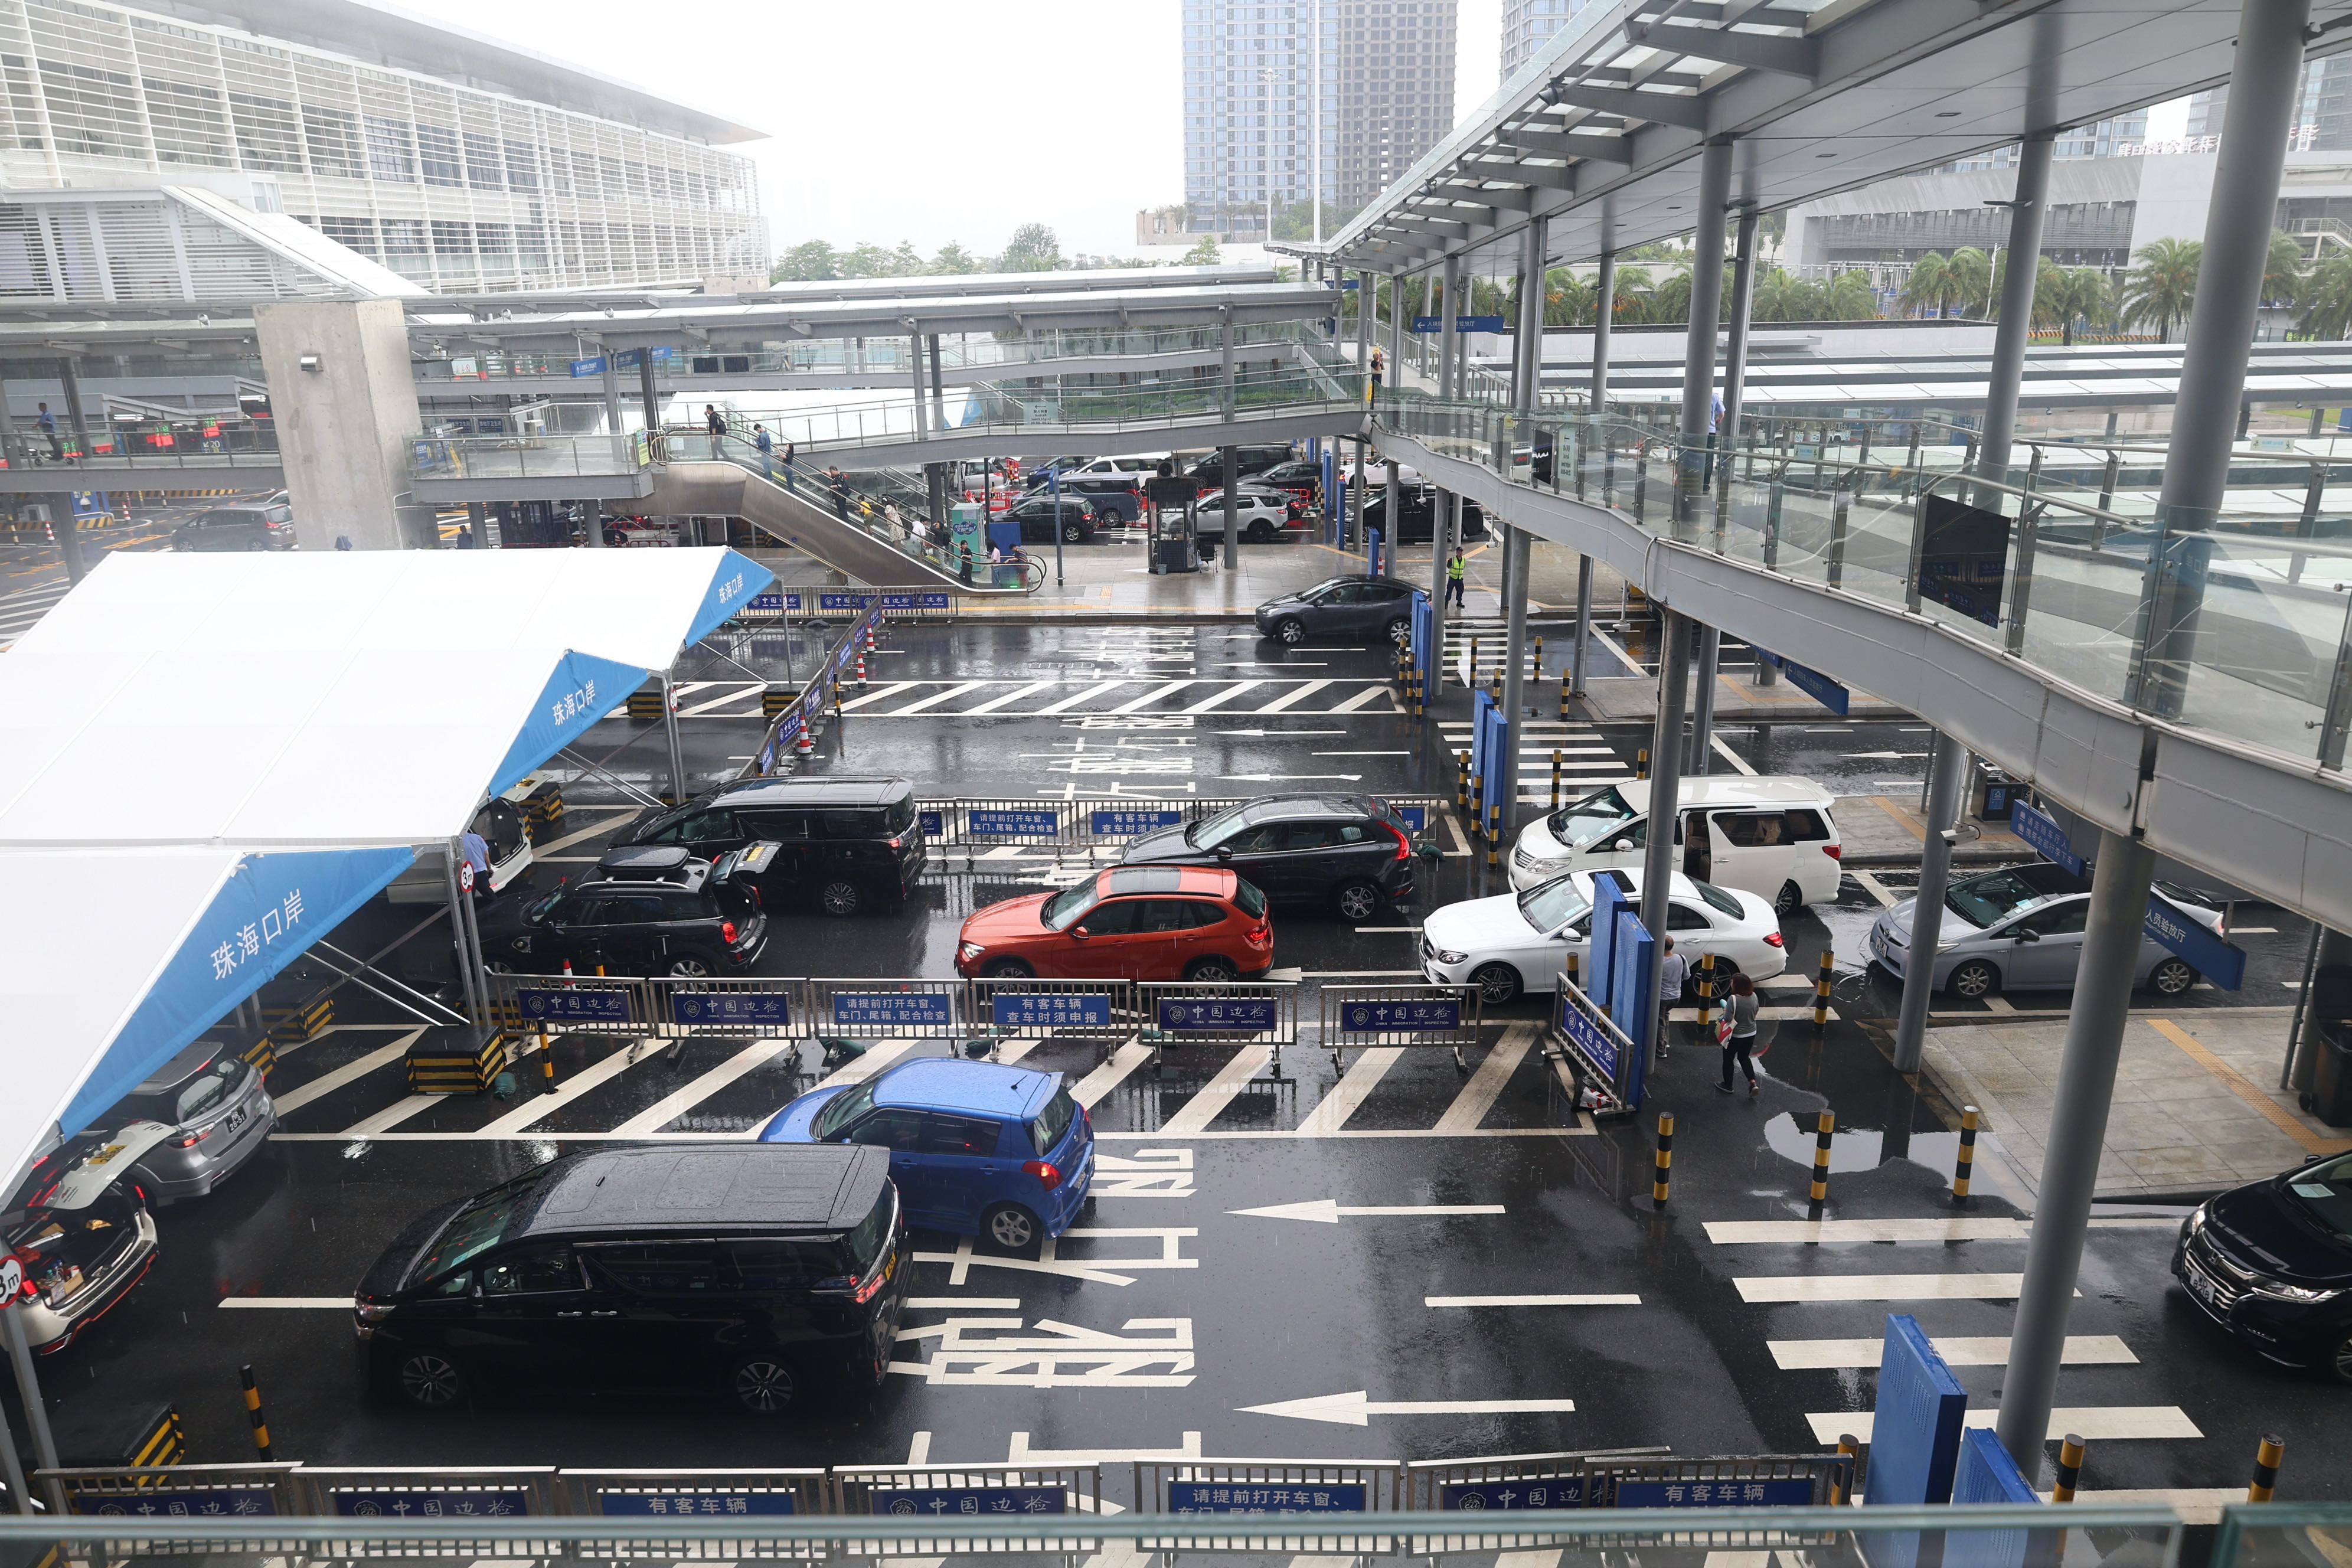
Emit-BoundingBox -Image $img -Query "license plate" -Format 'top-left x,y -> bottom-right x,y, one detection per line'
221,1106 -> 247,1137
2186,1265 -> 2219,1309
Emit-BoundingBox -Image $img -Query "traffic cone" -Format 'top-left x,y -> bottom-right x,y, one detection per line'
561,959 -> 574,981
854,651 -> 868,686
796,723 -> 814,756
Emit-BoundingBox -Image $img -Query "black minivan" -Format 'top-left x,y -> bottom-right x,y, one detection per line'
2173,1150 -> 2352,1381
623,776 -> 927,916
355,1144 -> 907,1414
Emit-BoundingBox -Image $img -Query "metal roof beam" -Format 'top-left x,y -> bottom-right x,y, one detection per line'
1392,214 -> 1475,239
1462,158 -> 1579,191
1544,81 -> 1711,131
1624,18 -> 1819,79
1440,183 -> 1536,211
1626,2 -> 1811,26
1498,128 -> 1635,163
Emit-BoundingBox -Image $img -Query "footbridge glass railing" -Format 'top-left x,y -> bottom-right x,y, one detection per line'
0,416 -> 282,472
407,430 -> 651,483
1380,396 -> 2352,775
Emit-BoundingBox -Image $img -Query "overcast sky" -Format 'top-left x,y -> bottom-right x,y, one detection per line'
387,0 -> 1501,262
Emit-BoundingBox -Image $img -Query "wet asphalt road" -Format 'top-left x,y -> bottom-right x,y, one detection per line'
20,618 -> 2345,1513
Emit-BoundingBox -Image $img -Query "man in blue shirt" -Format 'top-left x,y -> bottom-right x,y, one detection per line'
35,402 -> 58,462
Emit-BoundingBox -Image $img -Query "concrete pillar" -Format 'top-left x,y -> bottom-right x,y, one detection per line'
252,300 -> 436,551
599,355 -> 626,436
1891,731 -> 1969,1073
43,491 -> 85,583
1500,525 -> 1532,815
1438,254 -> 1462,399
1592,251 -> 1616,413
1977,132 -> 2054,502
57,357 -> 91,469
1997,829 -> 2159,1464
909,323 -> 928,441
925,462 -> 950,530
1720,208 -> 1760,484
1356,268 -> 1373,376
2135,0 -> 2312,719
1220,306 -> 1236,420
1221,443 -> 1239,561
1517,217 -> 1548,413
1689,624 -> 1720,773
1676,139 -> 1734,528
1390,269 -> 1406,385
1640,609 -> 1692,1080
1571,554 -> 1594,697
1384,459 -> 1399,565
928,334 -> 946,430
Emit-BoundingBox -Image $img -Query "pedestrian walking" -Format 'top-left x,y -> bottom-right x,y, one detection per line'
956,537 -> 975,584
753,422 -> 774,479
35,401 -> 59,462
780,437 -> 797,492
1370,345 -> 1385,388
1703,388 -> 1724,492
704,403 -> 726,459
825,466 -> 851,520
882,499 -> 902,540
1716,972 -> 1760,1095
1445,545 -> 1466,607
1654,936 -> 1688,1061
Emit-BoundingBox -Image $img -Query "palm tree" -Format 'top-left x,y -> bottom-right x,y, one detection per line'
1649,266 -> 1694,325
2264,230 -> 2307,310
2119,237 -> 2202,340
1609,264 -> 1654,324
1900,253 -> 1955,318
1544,268 -> 1593,326
2043,266 -> 2115,346
1945,247 -> 1992,317
1822,270 -> 1879,321
2297,253 -> 2352,339
1750,266 -> 1800,322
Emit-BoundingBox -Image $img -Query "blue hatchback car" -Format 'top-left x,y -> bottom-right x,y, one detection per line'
759,1060 -> 1093,1251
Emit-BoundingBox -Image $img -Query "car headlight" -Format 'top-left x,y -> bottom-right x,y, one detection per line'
2183,1204 -> 2207,1239
1432,948 -> 1467,965
2251,1279 -> 2344,1304
958,942 -> 985,963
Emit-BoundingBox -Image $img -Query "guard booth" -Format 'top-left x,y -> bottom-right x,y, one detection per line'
1145,475 -> 1200,573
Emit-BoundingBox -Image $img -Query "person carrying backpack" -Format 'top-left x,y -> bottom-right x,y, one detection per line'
1716,972 -> 1760,1096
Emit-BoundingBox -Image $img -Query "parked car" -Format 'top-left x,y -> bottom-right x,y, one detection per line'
104,1040 -> 275,1204
171,503 -> 295,552
1341,456 -> 1420,486
602,515 -> 678,548
1867,861 -> 2223,999
623,776 -> 926,916
1253,459 -> 1324,504
760,1060 -> 1092,1252
1057,453 -> 1170,485
953,865 -> 1272,982
1002,495 -> 1097,543
1186,445 -> 1296,488
1355,484 -> 1488,545
354,1143 -> 909,1413
1036,474 -> 1143,522
1419,868 -> 1787,1005
476,843 -> 770,977
2174,1152 -> 2352,1381
1119,795 -> 1416,919
1253,574 -> 1419,646
4,1123 -> 166,1351
1510,778 -> 1844,917
1195,486 -> 1305,543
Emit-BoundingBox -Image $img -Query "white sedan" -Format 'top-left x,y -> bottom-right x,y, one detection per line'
1417,868 -> 1788,1006
1195,487 -> 1299,541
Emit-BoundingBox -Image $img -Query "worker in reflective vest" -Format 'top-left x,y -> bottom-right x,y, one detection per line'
1446,547 -> 1466,607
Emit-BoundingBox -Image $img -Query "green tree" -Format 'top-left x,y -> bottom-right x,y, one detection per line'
2033,264 -> 2113,345
1609,264 -> 1654,324
771,239 -> 840,282
1543,267 -> 1593,326
2120,237 -> 2202,339
2297,253 -> 2352,338
1821,270 -> 1879,321
1945,247 -> 1992,316
1751,267 -> 1815,322
930,242 -> 982,275
2264,230 -> 2306,308
1899,253 -> 1954,318
995,223 -> 1064,272
1180,235 -> 1222,266
1648,266 -> 1694,325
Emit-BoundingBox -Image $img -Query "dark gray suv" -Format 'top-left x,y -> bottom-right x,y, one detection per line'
1119,794 -> 1419,920
1253,574 -> 1417,646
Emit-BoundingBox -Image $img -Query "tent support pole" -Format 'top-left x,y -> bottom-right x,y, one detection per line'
662,670 -> 689,806
443,842 -> 483,1025
1,1308 -> 64,1515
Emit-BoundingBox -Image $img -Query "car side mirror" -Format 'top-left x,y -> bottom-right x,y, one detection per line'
1216,847 -> 1233,861
471,1283 -> 484,1301
2014,928 -> 2040,943
1612,839 -> 1633,852
1070,926 -> 1090,940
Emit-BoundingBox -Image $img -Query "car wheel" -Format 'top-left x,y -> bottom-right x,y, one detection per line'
1063,521 -> 1084,542
1333,880 -> 1383,922
1469,962 -> 1523,1007
983,1202 -> 1041,1253
1184,956 -> 1239,982
2149,957 -> 2198,997
1246,520 -> 1273,543
1385,618 -> 1410,647
982,957 -> 1035,979
243,538 -> 266,551
667,953 -> 716,978
1275,618 -> 1305,646
730,1354 -> 797,1415
1948,959 -> 1999,999
2328,1332 -> 2352,1386
820,880 -> 861,917
396,1351 -> 465,1410
1774,880 -> 1804,917
484,959 -> 514,975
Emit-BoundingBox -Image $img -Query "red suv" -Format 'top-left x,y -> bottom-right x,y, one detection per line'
954,866 -> 1272,983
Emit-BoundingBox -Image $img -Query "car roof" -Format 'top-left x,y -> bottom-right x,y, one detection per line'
711,776 -> 913,807
1100,864 -> 1234,897
1241,793 -> 1376,822
1616,776 -> 1836,811
1578,868 -> 1712,903
872,1059 -> 1057,1119
519,1144 -> 888,1239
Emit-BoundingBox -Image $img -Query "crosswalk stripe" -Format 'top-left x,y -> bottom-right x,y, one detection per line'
961,679 -> 1058,715
1159,1043 -> 1271,1134
1070,1038 -> 1150,1109
837,680 -> 924,712
612,1039 -> 798,1136
1433,1021 -> 1540,1133
1736,1273 -> 2068,1302
269,1033 -> 422,1115
1427,1292 -> 1642,1308
892,681 -> 991,716
1768,1335 -> 2135,1370
1815,1407 -> 2201,1445
1182,680 -> 1265,714
1256,678 -> 1337,713
1036,680 -> 1131,715
341,1094 -> 438,1136
678,681 -> 764,716
1295,1046 -> 1403,1135
1110,679 -> 1197,713
809,1038 -> 921,1093
479,1040 -> 651,1133
1706,1218 -> 2031,1244
1329,684 -> 1398,713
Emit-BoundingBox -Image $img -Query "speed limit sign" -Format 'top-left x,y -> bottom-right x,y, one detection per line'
458,860 -> 475,894
0,1253 -> 23,1301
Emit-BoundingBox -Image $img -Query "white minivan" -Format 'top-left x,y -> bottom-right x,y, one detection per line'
1507,776 -> 1842,916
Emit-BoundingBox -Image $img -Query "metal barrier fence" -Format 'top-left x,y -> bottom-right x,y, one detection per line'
562,1469 -> 828,1560
914,796 -> 1445,871
1319,984 -> 1481,1069
805,977 -> 968,1039
966,976 -> 1139,1047
494,971 -> 648,1036
738,587 -> 959,624
828,1464 -> 1099,1557
1134,1459 -> 1402,1556
1404,1447 -> 1671,1553
1139,981 -> 1298,1047
649,977 -> 808,1038
46,1461 -> 298,1518
741,598 -> 884,779
1550,972 -> 1642,1118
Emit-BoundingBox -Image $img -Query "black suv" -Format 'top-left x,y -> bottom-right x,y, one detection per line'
355,1143 -> 908,1413
2173,1150 -> 2352,1381
1003,495 -> 1097,543
1119,795 -> 1418,919
1038,475 -> 1142,522
1357,483 -> 1488,544
1187,445 -> 1295,488
478,844 -> 769,976
624,776 -> 926,916
1253,459 -> 1324,504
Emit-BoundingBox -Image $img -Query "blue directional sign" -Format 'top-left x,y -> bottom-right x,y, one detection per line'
331,1490 -> 531,1518
568,356 -> 607,378
516,986 -> 631,1023
969,808 -> 1060,838
1092,808 -> 1182,836
2007,801 -> 2085,877
749,590 -> 786,612
597,1491 -> 796,1517
1440,1477 -> 1582,1510
1158,998 -> 1277,1032
1394,805 -> 1428,833
881,592 -> 952,610
1168,1482 -> 1366,1515
1779,658 -> 1848,716
819,592 -> 865,611
872,1485 -> 1064,1518
1411,315 -> 1445,333
73,1490 -> 277,1517
669,991 -> 790,1027
918,810 -> 945,836
1455,315 -> 1509,332
1614,1478 -> 1818,1508
2145,892 -> 2247,991
832,992 -> 955,1029
992,992 -> 1112,1029
612,347 -> 674,370
1556,992 -> 1620,1084
1338,999 -> 1461,1033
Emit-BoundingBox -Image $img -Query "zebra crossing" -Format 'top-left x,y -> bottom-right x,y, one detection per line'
661,675 -> 1413,721
1436,716 -> 1638,799
0,580 -> 70,648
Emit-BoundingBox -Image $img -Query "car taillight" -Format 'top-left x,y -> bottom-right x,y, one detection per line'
1765,932 -> 1785,947
1822,844 -> 1842,860
1387,823 -> 1411,861
1247,923 -> 1271,944
721,920 -> 739,944
1023,1159 -> 1064,1191
175,1133 -> 200,1149
887,836 -> 902,850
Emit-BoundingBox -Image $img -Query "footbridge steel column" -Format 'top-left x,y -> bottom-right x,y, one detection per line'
1389,269 -> 1406,388
1997,829 -> 2159,1466
1641,609 -> 1691,1080
1690,625 -> 1720,773
1675,138 -> 1733,530
1220,306 -> 1236,421
1577,249 -> 1614,701
2136,0 -> 2312,719
1591,251 -> 1615,412
1571,554 -> 1594,697
1978,132 -> 2054,501
1721,207 -> 1759,489
1892,730 -> 1969,1074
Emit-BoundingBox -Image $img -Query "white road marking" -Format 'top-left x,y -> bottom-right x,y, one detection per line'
268,1031 -> 422,1115
1852,871 -> 1900,909
525,807 -> 645,857
1158,1043 -> 1272,1133
1242,1390 -> 1575,1426
1293,1047 -> 1403,1135
1070,1038 -> 1150,1108
1231,1198 -> 1504,1224
919,1227 -> 1197,1288
1035,680 -> 1131,714
1818,1407 -> 2201,1445
478,1041 -> 650,1133
1711,734 -> 1758,775
891,681 -> 991,716
1427,1293 -> 1641,1308
1090,1148 -> 1195,1198
905,1297 -> 1023,1309
1329,684 -> 1397,712
959,679 -> 1059,716
891,1315 -> 1194,1387
1703,1218 -> 2030,1244
2037,1489 -> 2250,1524
339,1095 -> 440,1136
835,681 -> 927,713
217,1297 -> 350,1309
1768,1335 -> 2135,1370
1256,678 -> 1337,713
1314,750 -> 1409,756
1432,1022 -> 1540,1132
809,1038 -> 920,1093
678,681 -> 766,716
1736,1273 -> 2068,1302
1111,679 -> 1197,713
611,1039 -> 798,1136
1181,680 -> 1266,714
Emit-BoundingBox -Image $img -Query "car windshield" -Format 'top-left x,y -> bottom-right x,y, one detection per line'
1945,869 -> 2066,930
409,1180 -> 534,1287
2283,1151 -> 2352,1240
1518,876 -> 1592,933
521,888 -> 566,926
1041,880 -> 1103,932
1692,879 -> 1745,918
1187,804 -> 1255,850
1546,786 -> 1638,848
812,1080 -> 878,1140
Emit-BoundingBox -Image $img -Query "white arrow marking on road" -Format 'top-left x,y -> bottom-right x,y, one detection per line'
1229,1198 -> 1506,1224
1214,729 -> 1345,737
1241,1390 -> 1574,1426
1217,773 -> 1362,782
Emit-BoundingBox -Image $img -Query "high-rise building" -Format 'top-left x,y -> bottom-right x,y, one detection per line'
1180,0 -> 1455,237
1500,0 -> 1586,80
2190,55 -> 2351,149
0,0 -> 765,300
1947,112 -> 2148,170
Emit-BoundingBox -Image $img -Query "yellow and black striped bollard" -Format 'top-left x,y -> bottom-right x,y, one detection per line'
1486,802 -> 1501,867
1696,952 -> 1719,1031
1812,949 -> 1834,1033
1559,669 -> 1571,721
1469,636 -> 1479,685
1952,1106 -> 1979,1203
1636,747 -> 1649,780
1809,1110 -> 1835,1205
1831,1434 -> 1860,1505
2248,1435 -> 2285,1502
240,1364 -> 272,1461
2053,1434 -> 2085,1503
1489,664 -> 1502,703
1469,770 -> 1484,835
1551,750 -> 1563,811
1652,1112 -> 1673,1209
1533,635 -> 1544,676
1456,750 -> 1471,810
539,1023 -> 556,1094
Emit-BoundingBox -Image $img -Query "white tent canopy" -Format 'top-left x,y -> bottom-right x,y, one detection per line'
0,547 -> 774,1188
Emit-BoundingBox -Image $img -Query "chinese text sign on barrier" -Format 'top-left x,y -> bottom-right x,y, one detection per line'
73,1491 -> 277,1517
871,1487 -> 1065,1517
1394,804 -> 1427,834
992,993 -> 1112,1029
1092,808 -> 1182,836
670,992 -> 790,1027
918,811 -> 945,836
969,808 -> 1061,838
516,988 -> 632,1023
1339,1000 -> 1461,1032
331,1491 -> 532,1518
1613,1478 -> 1818,1508
1557,993 -> 1619,1085
1167,1482 -> 1366,1515
832,993 -> 955,1029
1158,998 -> 1278,1032
1440,1478 -> 1581,1511
598,1492 -> 796,1517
